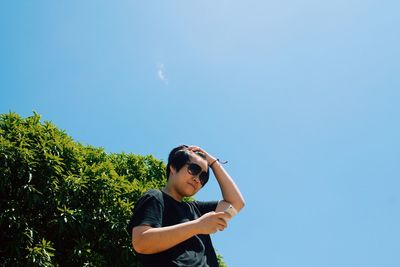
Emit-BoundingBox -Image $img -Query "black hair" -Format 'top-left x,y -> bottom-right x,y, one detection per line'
166,145 -> 210,186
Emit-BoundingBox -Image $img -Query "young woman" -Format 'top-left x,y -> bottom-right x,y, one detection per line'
127,145 -> 245,267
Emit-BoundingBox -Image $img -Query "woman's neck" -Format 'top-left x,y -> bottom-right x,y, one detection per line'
162,185 -> 183,202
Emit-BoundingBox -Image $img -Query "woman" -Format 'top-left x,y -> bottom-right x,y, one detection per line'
127,145 -> 245,267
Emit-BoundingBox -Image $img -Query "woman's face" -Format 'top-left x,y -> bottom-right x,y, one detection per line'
170,153 -> 208,199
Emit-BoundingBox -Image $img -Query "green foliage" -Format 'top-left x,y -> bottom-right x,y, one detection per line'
217,253 -> 229,267
26,238 -> 56,267
0,112 -> 228,266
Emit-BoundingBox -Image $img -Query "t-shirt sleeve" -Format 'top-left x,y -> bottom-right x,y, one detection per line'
127,192 -> 164,236
194,200 -> 219,215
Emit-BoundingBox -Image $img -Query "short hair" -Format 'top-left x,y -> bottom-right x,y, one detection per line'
166,145 -> 210,186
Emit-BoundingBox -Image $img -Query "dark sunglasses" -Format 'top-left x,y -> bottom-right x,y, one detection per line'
186,162 -> 209,186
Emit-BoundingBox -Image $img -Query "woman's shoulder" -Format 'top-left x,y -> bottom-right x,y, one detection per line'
134,189 -> 165,208
143,188 -> 163,199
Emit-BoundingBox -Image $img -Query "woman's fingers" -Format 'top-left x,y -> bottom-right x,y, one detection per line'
216,213 -> 229,231
188,145 -> 201,152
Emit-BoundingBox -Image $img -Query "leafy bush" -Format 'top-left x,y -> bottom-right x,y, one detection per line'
0,112 -> 228,266
0,112 -> 166,266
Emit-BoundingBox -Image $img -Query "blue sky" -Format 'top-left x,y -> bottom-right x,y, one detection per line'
1,1 -> 400,266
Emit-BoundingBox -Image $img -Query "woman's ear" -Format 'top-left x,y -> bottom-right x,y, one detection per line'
169,165 -> 176,175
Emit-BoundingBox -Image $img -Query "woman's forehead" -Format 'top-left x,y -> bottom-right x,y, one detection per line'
189,153 -> 208,169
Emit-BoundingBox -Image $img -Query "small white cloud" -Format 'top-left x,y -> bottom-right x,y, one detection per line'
157,63 -> 168,85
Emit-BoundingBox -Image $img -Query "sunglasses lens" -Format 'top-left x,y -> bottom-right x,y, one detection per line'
187,163 -> 209,185
199,172 -> 208,185
188,163 -> 201,175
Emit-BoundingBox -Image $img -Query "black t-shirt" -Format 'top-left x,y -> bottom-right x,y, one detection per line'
127,189 -> 219,267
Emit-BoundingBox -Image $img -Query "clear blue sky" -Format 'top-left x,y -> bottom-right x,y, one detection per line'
1,1 -> 400,266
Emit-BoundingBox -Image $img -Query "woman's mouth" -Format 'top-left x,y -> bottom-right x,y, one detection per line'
187,183 -> 196,190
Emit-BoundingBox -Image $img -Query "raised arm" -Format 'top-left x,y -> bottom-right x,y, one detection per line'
188,146 -> 245,213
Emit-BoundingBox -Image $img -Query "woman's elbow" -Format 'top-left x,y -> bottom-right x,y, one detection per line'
132,236 -> 151,254
132,226 -> 152,254
236,200 -> 245,212
132,240 -> 143,254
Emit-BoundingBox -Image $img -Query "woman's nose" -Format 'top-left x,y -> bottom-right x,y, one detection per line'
192,176 -> 201,184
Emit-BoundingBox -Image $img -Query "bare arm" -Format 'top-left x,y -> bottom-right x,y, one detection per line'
211,160 -> 245,212
188,146 -> 245,212
132,211 -> 229,254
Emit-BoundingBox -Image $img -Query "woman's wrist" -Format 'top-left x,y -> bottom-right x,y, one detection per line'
209,158 -> 228,169
209,158 -> 219,168
207,156 -> 216,165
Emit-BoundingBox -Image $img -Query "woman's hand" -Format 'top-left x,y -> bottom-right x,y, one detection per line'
187,145 -> 216,166
194,211 -> 230,234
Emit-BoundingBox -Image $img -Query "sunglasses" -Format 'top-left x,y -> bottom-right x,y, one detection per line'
186,162 -> 209,186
